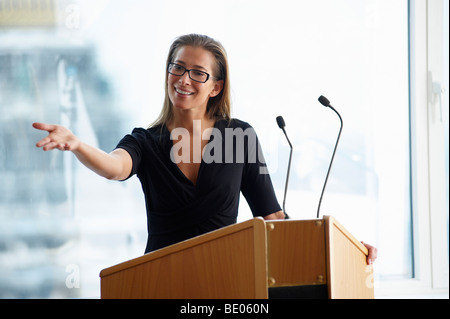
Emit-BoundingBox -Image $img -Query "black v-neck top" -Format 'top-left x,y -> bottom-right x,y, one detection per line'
116,118 -> 281,253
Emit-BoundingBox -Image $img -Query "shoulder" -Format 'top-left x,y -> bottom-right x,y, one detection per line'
116,126 -> 168,152
129,125 -> 168,141
230,118 -> 253,129
216,118 -> 253,130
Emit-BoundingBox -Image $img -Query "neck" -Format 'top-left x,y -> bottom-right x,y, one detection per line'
169,108 -> 214,133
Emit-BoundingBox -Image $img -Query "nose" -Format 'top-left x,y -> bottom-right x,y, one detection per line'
178,71 -> 191,85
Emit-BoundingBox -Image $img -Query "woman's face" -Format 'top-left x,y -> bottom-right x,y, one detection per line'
168,45 -> 223,115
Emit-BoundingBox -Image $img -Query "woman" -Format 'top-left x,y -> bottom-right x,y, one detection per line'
33,34 -> 376,263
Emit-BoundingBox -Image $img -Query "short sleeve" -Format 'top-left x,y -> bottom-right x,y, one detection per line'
114,128 -> 146,180
240,131 -> 281,217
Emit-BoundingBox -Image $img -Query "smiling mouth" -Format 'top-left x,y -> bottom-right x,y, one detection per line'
175,87 -> 194,95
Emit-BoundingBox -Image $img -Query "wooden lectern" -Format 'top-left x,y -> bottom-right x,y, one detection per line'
99,216 -> 374,299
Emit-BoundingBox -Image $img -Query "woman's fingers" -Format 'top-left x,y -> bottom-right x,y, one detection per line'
43,142 -> 59,151
57,143 -> 71,151
361,241 -> 378,265
43,143 -> 67,151
42,141 -> 69,152
32,122 -> 57,132
32,122 -> 77,151
36,136 -> 50,148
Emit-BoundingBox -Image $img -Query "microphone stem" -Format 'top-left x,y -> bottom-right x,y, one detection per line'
282,128 -> 292,218
317,105 -> 343,218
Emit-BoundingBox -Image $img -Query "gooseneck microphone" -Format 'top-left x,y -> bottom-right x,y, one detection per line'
276,116 -> 292,219
316,95 -> 343,218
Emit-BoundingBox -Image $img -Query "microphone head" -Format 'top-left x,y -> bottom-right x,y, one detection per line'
276,116 -> 285,129
318,95 -> 330,107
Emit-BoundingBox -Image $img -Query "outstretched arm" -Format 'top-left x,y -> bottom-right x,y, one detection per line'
33,122 -> 132,181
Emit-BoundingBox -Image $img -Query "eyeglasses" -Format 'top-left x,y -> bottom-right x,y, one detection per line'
167,63 -> 217,83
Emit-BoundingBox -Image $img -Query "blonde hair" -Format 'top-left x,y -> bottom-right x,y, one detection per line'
151,34 -> 231,128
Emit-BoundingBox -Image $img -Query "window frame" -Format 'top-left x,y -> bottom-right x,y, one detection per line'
375,0 -> 449,297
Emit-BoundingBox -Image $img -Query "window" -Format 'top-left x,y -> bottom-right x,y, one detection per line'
1,0 -> 446,298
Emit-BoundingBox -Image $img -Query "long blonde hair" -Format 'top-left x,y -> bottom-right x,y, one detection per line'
151,34 -> 231,128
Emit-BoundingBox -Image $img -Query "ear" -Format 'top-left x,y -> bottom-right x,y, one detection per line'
209,80 -> 224,98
